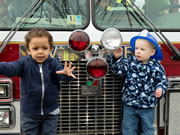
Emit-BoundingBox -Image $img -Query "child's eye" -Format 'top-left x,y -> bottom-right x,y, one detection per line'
141,48 -> 145,51
43,47 -> 48,50
33,48 -> 38,50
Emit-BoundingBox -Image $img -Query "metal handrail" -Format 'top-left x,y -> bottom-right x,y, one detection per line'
0,0 -> 45,54
127,0 -> 180,60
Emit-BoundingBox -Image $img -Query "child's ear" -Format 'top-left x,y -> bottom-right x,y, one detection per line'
151,49 -> 156,56
27,49 -> 31,55
49,48 -> 53,53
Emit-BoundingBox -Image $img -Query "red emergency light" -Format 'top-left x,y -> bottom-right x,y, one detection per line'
87,57 -> 108,80
69,30 -> 90,53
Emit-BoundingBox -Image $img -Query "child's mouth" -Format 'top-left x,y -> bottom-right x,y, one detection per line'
37,56 -> 44,60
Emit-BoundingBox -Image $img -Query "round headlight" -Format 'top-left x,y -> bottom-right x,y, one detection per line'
101,28 -> 123,50
87,57 -> 108,80
69,30 -> 90,53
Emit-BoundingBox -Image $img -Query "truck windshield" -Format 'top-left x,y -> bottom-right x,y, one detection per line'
92,0 -> 180,30
0,0 -> 89,30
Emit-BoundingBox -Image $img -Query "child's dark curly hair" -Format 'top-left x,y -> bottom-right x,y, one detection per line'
24,28 -> 53,49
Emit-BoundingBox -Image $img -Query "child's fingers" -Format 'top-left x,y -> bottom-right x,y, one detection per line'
64,61 -> 67,69
113,48 -> 123,58
68,62 -> 72,69
155,89 -> 162,98
155,92 -> 159,98
71,73 -> 76,79
71,66 -> 76,72
56,70 -> 63,74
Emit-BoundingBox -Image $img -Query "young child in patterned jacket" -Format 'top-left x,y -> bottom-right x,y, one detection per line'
108,29 -> 168,135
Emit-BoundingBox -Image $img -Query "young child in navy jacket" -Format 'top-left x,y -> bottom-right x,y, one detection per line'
108,30 -> 168,135
0,28 -> 76,135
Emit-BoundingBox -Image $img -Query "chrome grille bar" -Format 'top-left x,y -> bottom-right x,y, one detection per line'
57,61 -> 124,135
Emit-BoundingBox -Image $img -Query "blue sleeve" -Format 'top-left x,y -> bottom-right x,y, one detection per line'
0,60 -> 23,77
108,54 -> 129,76
155,64 -> 168,96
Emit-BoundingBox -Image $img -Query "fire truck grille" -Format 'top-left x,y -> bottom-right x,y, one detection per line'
57,61 -> 124,135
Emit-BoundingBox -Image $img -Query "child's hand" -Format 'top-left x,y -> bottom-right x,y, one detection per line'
155,88 -> 162,98
113,48 -> 123,59
56,61 -> 76,79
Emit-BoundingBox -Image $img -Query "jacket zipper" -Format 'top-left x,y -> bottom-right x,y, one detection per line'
39,64 -> 45,115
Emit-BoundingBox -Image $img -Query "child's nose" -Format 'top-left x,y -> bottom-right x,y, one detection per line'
136,49 -> 141,53
38,49 -> 43,53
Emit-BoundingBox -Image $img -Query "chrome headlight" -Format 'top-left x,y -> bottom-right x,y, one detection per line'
101,28 -> 123,50
0,78 -> 13,102
0,105 -> 15,128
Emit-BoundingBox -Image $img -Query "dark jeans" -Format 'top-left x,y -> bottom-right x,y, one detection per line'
122,104 -> 155,135
21,112 -> 59,135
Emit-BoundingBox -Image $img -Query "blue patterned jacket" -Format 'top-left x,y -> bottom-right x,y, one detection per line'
109,55 -> 168,108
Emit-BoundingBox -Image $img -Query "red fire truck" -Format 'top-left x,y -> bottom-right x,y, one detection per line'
0,0 -> 180,135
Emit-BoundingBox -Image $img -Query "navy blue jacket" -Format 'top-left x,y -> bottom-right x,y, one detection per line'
0,55 -> 73,115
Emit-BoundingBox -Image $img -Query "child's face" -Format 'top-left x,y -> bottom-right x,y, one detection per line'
27,37 -> 51,64
135,39 -> 156,64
